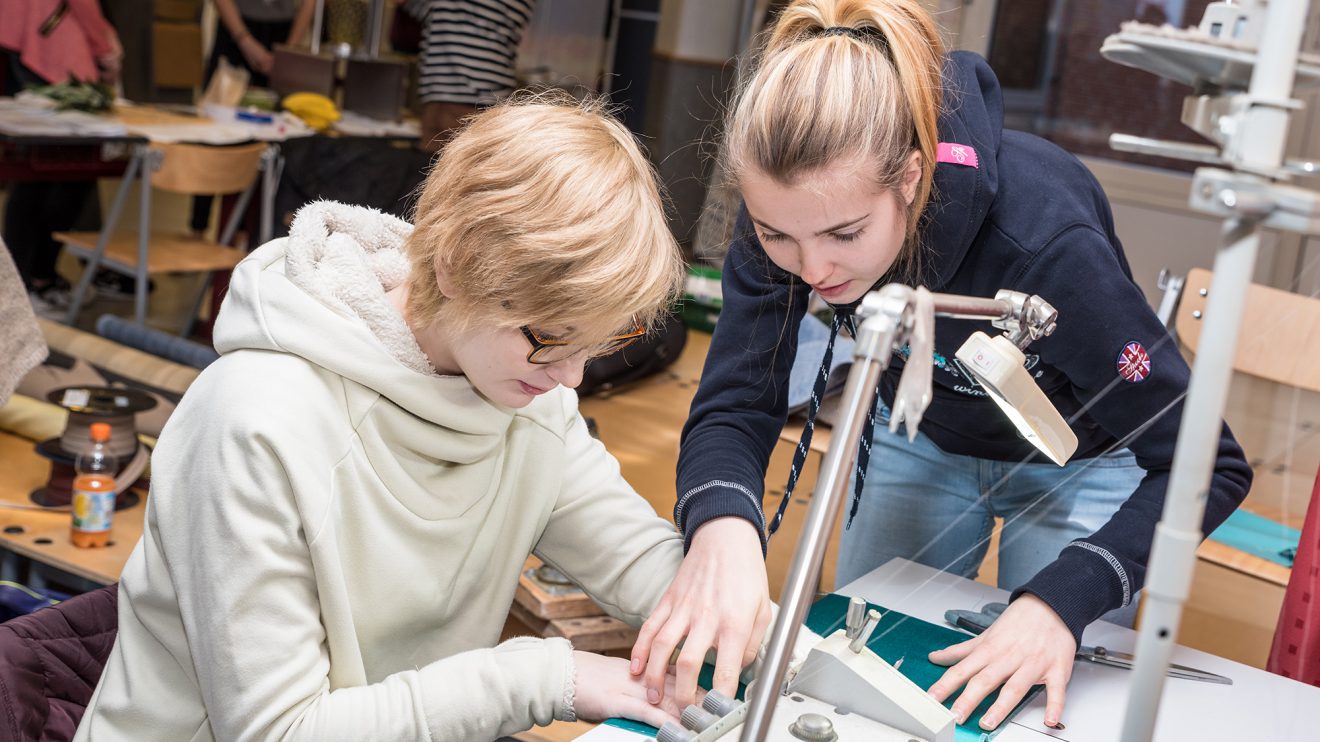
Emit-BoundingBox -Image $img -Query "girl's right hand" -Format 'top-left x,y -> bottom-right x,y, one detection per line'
571,651 -> 685,728
629,517 -> 773,710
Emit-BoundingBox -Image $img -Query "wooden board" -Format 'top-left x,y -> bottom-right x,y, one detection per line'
516,556 -> 601,620
56,231 -> 245,274
0,432 -> 143,585
508,591 -> 637,653
1177,267 -> 1320,392
545,615 -> 638,653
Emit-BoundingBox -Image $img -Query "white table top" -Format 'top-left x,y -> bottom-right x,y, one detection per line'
581,558 -> 1320,741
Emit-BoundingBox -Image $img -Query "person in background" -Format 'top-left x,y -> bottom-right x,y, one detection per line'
632,0 -> 1251,732
0,0 -> 123,318
208,0 -> 314,85
189,0 -> 315,239
75,93 -> 695,741
411,0 -> 535,152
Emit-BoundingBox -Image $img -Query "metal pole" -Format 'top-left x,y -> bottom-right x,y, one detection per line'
260,147 -> 283,246
310,0 -> 325,54
135,148 -> 155,326
736,0 -> 761,55
366,0 -> 386,58
1119,216 -> 1261,741
65,147 -> 142,325
600,0 -> 623,95
740,301 -> 901,742
1120,2 -> 1308,739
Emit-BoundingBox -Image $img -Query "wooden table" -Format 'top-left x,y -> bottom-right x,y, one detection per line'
0,431 -> 143,586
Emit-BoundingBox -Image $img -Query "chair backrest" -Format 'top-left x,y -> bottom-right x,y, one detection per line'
1175,267 -> 1320,393
0,584 -> 118,741
149,141 -> 267,196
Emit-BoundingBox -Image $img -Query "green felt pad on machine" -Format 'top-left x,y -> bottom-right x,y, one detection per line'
604,594 -> 1037,740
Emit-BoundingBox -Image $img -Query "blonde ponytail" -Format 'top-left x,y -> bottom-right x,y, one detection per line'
726,0 -> 944,284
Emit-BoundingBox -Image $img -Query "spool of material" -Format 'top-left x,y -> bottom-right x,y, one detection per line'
30,386 -> 154,509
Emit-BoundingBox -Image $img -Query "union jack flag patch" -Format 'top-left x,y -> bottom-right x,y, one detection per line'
1117,341 -> 1151,383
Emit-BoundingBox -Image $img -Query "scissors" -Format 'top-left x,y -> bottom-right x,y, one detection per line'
1075,644 -> 1232,685
950,613 -> 1232,685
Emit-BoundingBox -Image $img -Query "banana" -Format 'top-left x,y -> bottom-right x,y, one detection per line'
282,92 -> 341,131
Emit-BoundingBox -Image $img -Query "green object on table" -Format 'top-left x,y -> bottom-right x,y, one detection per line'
603,594 -> 1035,740
681,265 -> 722,332
1208,508 -> 1301,567
26,78 -> 114,113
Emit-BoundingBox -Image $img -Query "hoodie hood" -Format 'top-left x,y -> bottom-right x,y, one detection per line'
213,202 -> 524,454
921,51 -> 1004,289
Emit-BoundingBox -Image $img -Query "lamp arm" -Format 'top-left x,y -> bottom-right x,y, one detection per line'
928,291 -> 1059,349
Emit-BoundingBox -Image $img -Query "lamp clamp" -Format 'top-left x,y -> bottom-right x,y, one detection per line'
992,290 -> 1059,349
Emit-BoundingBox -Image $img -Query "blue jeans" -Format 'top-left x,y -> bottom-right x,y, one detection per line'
835,409 -> 1144,626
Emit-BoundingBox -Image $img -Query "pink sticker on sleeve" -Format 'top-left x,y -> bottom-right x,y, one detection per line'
937,142 -> 979,168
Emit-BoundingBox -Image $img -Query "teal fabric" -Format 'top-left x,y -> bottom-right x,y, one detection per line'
603,596 -> 1036,740
1208,508 -> 1301,567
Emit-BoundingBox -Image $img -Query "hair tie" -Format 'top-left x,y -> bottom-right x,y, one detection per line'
816,25 -> 892,59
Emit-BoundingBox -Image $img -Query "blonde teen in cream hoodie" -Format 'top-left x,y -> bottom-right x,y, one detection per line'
74,199 -> 687,741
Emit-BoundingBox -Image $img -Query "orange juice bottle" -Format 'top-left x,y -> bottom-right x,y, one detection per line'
71,422 -> 117,548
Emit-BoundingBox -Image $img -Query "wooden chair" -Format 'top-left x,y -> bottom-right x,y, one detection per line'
1175,267 -> 1320,392
1171,266 -> 1320,666
57,141 -> 271,333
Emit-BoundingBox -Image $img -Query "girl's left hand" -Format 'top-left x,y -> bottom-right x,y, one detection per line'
926,594 -> 1075,731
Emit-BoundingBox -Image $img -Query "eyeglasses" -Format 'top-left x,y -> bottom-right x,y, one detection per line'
520,323 -> 645,365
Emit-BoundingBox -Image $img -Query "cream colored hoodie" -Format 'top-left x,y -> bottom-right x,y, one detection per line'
75,202 -> 686,742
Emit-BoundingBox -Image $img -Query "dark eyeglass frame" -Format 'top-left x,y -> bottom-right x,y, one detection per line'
520,323 -> 645,365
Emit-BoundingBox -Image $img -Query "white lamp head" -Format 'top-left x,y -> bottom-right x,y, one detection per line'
954,331 -> 1078,466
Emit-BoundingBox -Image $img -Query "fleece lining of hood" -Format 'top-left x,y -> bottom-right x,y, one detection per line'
283,201 -> 435,376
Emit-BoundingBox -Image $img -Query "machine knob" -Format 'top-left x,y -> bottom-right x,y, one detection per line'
844,596 -> 868,639
681,705 -> 721,731
702,689 -> 742,717
788,713 -> 838,742
655,721 -> 698,742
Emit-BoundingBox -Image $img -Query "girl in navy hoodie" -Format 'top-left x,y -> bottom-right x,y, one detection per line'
628,0 -> 1252,731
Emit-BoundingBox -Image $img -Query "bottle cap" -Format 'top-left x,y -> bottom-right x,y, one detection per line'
89,422 -> 111,442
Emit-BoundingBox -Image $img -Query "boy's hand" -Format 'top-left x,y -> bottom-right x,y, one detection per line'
630,517 -> 772,709
571,651 -> 685,728
927,593 -> 1075,730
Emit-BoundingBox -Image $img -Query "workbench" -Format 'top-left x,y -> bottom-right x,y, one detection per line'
0,431 -> 141,587
578,558 -> 1319,742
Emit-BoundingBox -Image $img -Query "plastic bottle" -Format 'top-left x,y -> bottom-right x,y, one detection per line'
71,422 -> 117,548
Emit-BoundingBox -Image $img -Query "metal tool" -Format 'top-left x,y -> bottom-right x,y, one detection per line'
1076,645 -> 1232,685
950,615 -> 1232,685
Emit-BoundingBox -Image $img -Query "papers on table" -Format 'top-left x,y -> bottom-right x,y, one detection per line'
0,97 -> 129,138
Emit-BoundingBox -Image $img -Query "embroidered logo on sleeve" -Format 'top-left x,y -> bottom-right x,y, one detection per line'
1117,341 -> 1151,383
937,142 -> 979,168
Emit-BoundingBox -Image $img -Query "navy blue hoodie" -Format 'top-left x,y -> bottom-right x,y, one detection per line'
674,52 -> 1253,644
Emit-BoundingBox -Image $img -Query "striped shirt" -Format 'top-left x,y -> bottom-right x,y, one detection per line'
417,0 -> 535,106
